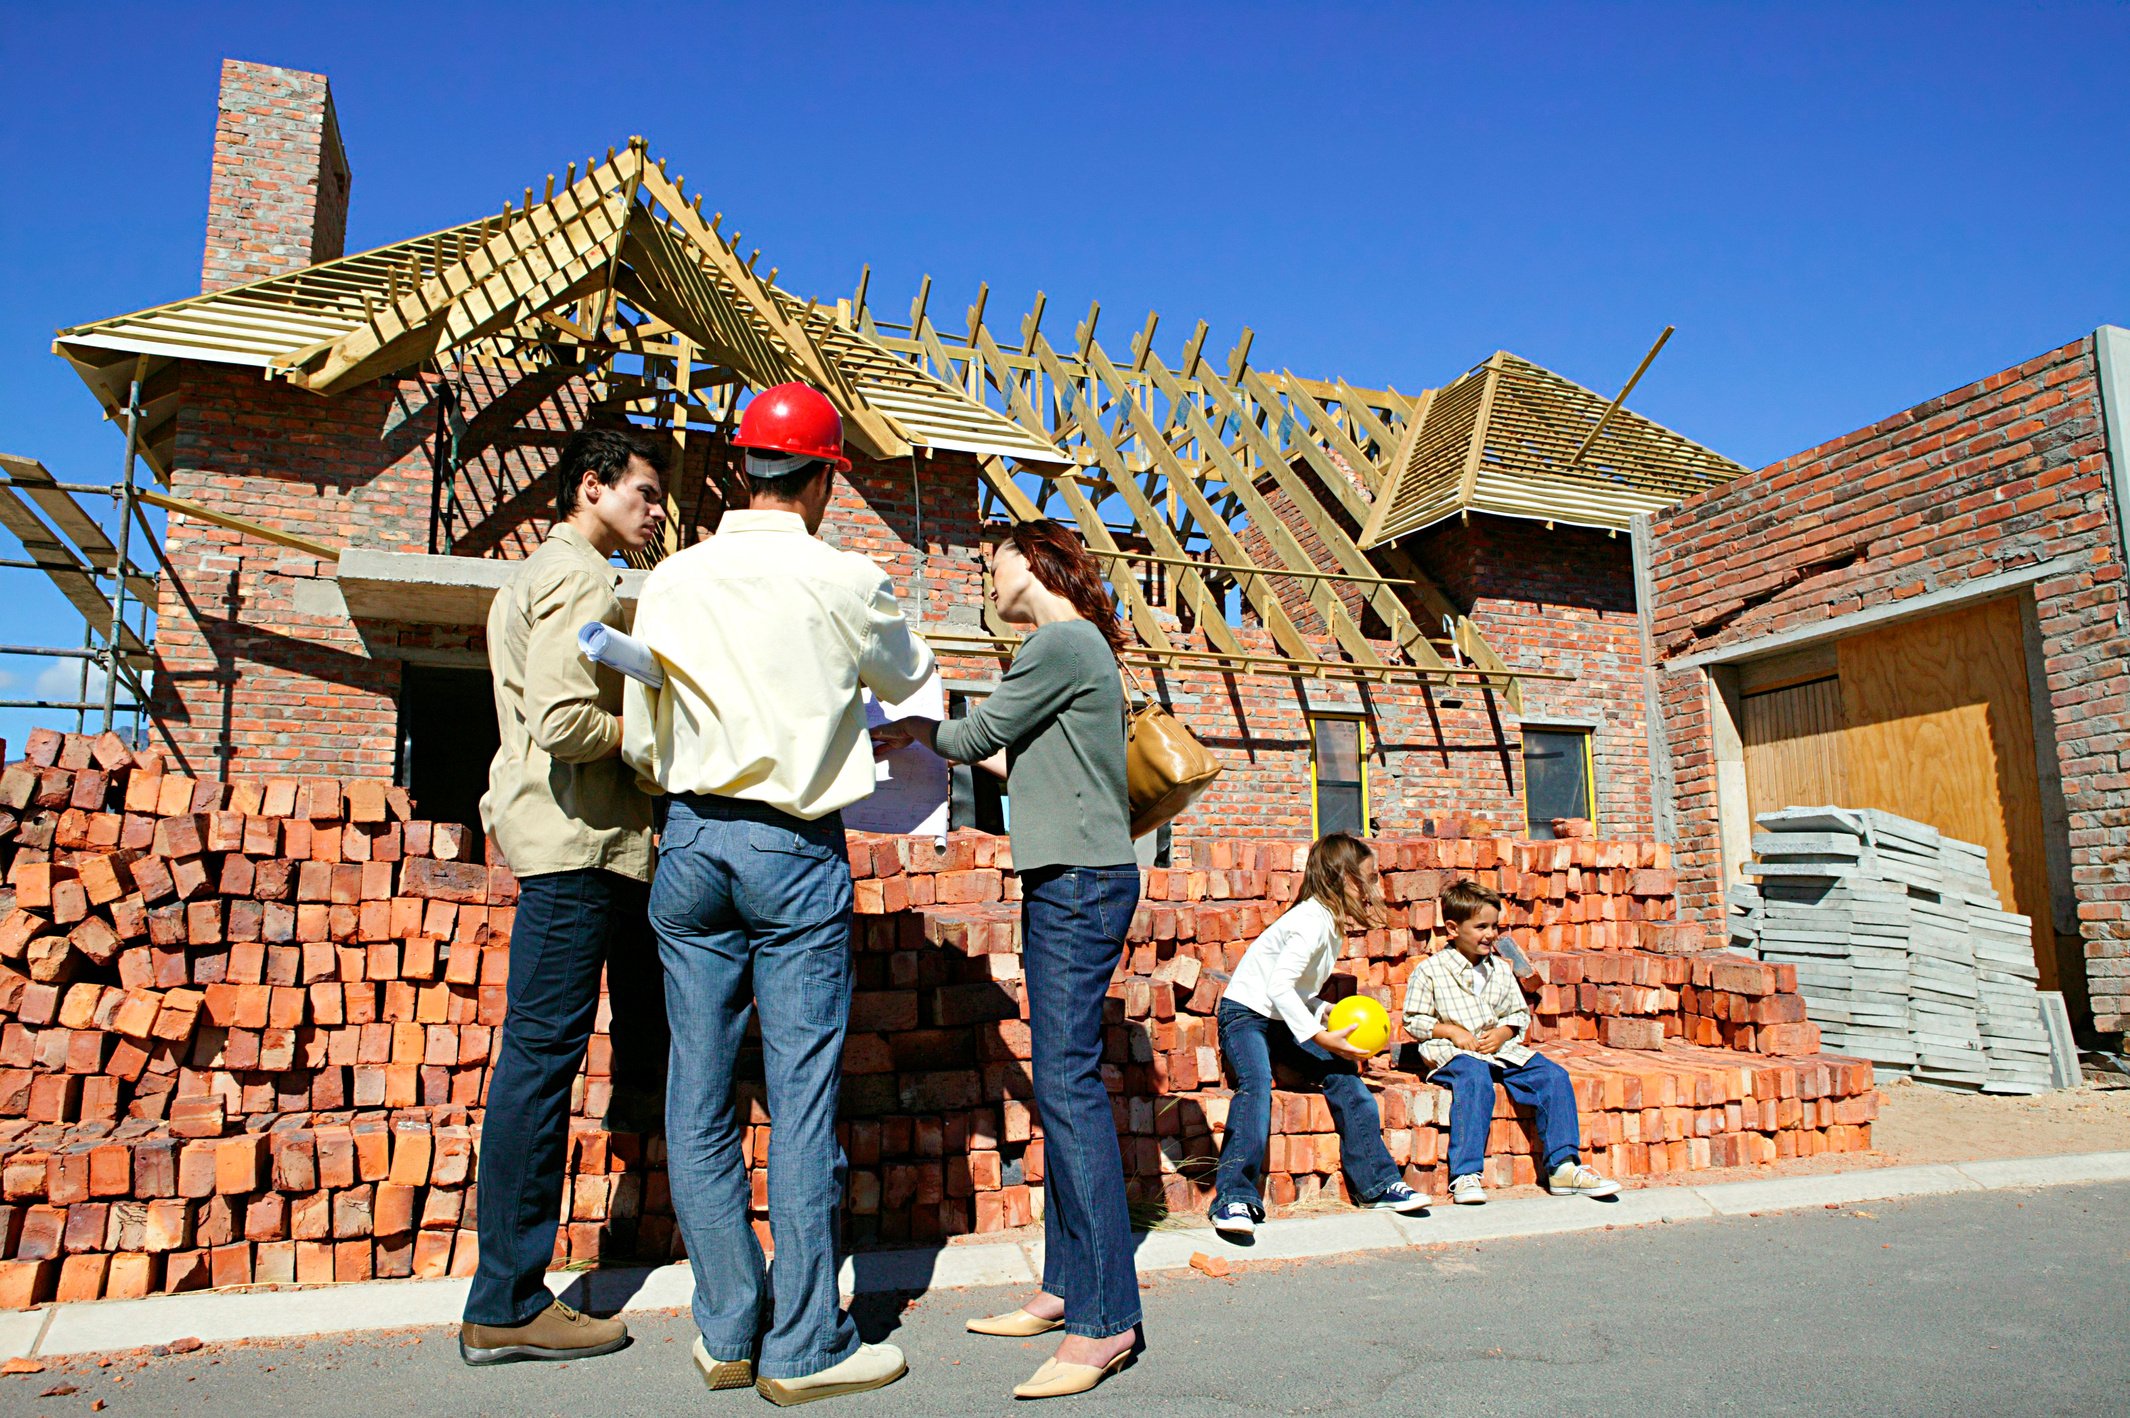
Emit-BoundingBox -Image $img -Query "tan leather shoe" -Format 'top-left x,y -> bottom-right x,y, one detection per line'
459,1300 -> 628,1365
756,1342 -> 907,1406
967,1308 -> 1064,1337
1011,1347 -> 1134,1400
693,1335 -> 754,1390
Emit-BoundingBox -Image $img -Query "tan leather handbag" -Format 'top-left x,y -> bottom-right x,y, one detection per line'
1122,669 -> 1222,838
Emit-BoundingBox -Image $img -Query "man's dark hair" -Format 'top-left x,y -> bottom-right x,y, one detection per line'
746,457 -> 832,502
554,426 -> 671,519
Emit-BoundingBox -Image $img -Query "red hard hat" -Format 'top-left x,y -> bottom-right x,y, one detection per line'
731,381 -> 852,472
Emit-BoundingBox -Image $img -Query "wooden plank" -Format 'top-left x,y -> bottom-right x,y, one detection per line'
964,320 -> 1172,651
138,489 -> 342,562
1837,596 -> 2056,985
1742,677 -> 1848,825
1029,335 -> 1242,655
1070,340 -> 1299,661
0,456 -> 156,602
1456,354 -> 1505,506
1132,352 -> 1383,665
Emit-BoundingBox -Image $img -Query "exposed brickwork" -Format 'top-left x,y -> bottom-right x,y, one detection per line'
1647,336 -> 2130,1035
200,60 -> 350,294
1408,517 -> 1652,839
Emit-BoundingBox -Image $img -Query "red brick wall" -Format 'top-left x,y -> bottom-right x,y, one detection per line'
1646,335 -> 2130,1034
200,60 -> 350,294
1408,517 -> 1652,839
149,365 -> 990,781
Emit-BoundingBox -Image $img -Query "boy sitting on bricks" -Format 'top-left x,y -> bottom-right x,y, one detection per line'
1402,879 -> 1620,1204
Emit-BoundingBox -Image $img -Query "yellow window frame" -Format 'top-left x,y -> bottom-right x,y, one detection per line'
1308,714 -> 1371,838
1521,725 -> 1596,837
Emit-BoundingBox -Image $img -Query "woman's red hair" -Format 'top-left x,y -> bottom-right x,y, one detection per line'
1000,520 -> 1128,657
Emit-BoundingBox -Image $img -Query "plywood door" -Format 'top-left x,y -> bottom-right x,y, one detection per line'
1742,677 -> 1848,823
1836,596 -> 2055,985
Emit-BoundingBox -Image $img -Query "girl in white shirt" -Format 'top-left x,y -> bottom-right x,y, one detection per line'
1210,833 -> 1431,1237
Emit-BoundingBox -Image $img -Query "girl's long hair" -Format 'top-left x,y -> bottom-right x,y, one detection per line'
1000,520 -> 1129,657
1298,832 -> 1380,933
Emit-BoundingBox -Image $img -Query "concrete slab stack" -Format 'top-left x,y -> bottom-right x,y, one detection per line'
1731,808 -> 2053,1093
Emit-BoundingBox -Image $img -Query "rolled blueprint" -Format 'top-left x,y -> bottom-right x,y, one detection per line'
577,622 -> 665,689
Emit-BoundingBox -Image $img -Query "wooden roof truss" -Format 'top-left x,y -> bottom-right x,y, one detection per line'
863,284 -> 1529,704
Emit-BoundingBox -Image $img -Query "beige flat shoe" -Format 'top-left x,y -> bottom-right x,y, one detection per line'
1012,1348 -> 1134,1399
692,1336 -> 753,1390
968,1308 -> 1065,1337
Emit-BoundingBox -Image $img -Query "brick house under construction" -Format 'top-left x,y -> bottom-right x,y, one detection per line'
41,60 -> 1746,868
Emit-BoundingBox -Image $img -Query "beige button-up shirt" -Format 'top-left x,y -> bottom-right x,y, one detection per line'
621,510 -> 935,820
478,524 -> 653,881
1401,944 -> 1535,1071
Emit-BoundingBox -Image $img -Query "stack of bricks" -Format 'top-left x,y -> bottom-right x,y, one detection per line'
851,834 -> 1875,1225
0,729 -> 518,1306
0,730 -> 1875,1308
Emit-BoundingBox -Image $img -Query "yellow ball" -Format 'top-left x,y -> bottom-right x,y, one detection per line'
1326,995 -> 1391,1055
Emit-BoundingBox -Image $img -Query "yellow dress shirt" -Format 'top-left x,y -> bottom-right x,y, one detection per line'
479,524 -> 654,881
621,510 -> 936,820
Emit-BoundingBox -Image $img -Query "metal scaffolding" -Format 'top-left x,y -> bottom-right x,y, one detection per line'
0,358 -> 158,739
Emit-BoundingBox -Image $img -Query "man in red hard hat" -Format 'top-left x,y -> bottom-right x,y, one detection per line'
624,381 -> 931,1404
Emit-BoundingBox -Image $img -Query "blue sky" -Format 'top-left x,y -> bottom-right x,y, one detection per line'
1,2 -> 2127,751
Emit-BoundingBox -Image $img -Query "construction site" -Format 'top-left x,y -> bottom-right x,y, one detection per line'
0,58 -> 2123,1311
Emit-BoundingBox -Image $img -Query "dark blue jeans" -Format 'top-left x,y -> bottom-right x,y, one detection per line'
1212,998 -> 1402,1215
649,794 -> 858,1381
465,867 -> 666,1327
1434,1051 -> 1583,1181
1022,863 -> 1143,1340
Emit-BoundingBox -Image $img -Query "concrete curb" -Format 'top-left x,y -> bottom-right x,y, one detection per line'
9,1150 -> 2128,1361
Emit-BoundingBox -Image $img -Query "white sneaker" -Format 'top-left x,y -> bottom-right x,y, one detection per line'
755,1341 -> 907,1406
1547,1161 -> 1621,1198
1211,1201 -> 1257,1237
1449,1174 -> 1488,1205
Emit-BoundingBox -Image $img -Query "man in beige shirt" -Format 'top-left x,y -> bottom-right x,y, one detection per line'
461,427 -> 668,1365
623,382 -> 932,1404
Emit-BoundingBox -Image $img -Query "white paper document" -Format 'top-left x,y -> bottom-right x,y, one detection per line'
844,669 -> 950,839
578,622 -> 664,688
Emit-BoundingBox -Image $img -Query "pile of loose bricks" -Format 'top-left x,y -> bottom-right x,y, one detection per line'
0,728 -> 1876,1309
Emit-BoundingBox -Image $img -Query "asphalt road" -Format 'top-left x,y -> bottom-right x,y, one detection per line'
6,1182 -> 2126,1418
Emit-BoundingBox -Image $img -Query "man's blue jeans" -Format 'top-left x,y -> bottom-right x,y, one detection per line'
1433,1051 -> 1583,1181
1212,998 -> 1403,1216
465,867 -> 663,1328
1021,864 -> 1143,1340
649,794 -> 857,1381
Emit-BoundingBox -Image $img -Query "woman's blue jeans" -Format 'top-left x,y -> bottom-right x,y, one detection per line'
1212,998 -> 1402,1216
1021,863 -> 1143,1340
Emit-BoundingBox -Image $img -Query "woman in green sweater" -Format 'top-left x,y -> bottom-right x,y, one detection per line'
871,520 -> 1141,1400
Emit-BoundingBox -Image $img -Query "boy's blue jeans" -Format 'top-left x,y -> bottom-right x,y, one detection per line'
648,794 -> 858,1381
1212,998 -> 1403,1215
1433,1051 -> 1583,1181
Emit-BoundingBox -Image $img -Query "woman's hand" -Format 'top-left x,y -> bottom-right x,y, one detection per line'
1313,1024 -> 1373,1063
870,721 -> 917,758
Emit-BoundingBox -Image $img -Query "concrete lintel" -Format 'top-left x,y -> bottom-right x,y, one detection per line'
335,549 -> 647,628
1662,555 -> 2087,673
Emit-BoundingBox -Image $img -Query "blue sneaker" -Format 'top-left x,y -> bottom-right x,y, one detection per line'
1367,1182 -> 1432,1214
1210,1201 -> 1257,1237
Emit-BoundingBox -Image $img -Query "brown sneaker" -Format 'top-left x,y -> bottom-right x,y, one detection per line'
459,1300 -> 629,1365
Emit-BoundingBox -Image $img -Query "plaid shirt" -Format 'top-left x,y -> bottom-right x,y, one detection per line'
1401,945 -> 1534,1072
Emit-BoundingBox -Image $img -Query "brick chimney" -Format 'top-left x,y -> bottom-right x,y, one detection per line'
199,59 -> 352,294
